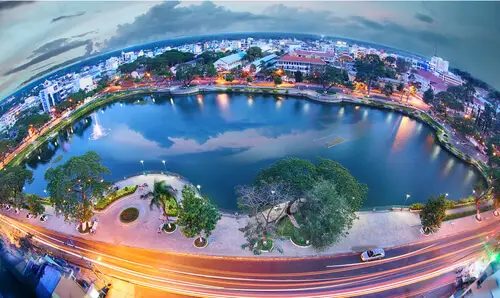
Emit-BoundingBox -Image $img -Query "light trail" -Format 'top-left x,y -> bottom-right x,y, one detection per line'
0,213 -> 497,298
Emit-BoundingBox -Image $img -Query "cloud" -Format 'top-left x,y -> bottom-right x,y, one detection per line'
71,30 -> 98,38
105,1 -> 267,50
51,11 -> 86,23
5,38 -> 94,75
415,13 -> 434,24
0,1 -> 33,11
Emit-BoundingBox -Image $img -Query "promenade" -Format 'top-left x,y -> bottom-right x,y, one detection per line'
2,173 -> 498,258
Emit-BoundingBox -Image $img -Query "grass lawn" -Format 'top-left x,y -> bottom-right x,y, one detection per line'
95,185 -> 138,210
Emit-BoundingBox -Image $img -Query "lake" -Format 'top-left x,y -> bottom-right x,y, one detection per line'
24,93 -> 482,210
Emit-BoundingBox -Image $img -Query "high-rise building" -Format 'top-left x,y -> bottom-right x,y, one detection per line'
430,56 -> 449,73
38,81 -> 61,113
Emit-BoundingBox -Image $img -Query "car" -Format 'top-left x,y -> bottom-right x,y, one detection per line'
26,213 -> 36,219
40,214 -> 48,222
360,248 -> 385,262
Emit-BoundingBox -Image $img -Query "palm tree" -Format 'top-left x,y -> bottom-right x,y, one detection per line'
152,180 -> 177,231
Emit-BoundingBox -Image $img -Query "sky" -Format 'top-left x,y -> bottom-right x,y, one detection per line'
1,1 -> 499,100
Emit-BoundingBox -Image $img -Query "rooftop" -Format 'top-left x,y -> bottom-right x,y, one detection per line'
218,52 -> 246,64
278,54 -> 326,65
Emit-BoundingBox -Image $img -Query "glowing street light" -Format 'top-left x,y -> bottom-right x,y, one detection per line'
161,160 -> 166,173
196,184 -> 201,191
404,194 -> 411,205
140,160 -> 145,174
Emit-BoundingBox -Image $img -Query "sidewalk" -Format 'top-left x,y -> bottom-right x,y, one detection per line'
3,174 -> 499,258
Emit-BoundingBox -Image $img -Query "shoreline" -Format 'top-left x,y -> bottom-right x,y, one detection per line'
3,85 -> 490,202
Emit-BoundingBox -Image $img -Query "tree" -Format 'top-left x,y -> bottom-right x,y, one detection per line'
473,180 -> 487,221
236,182 -> 293,246
151,180 -> 177,225
308,65 -> 348,92
256,157 -> 316,197
175,63 -> 201,86
45,151 -> 110,230
294,71 -> 303,83
244,47 -> 263,62
177,186 -> 221,244
384,56 -> 396,65
423,87 -> 435,104
420,195 -> 447,234
395,57 -> 410,74
435,91 -> 464,112
224,73 -> 235,82
354,54 -> 386,95
0,139 -> 15,164
315,159 -> 366,211
273,76 -> 282,85
25,194 -> 45,216
204,63 -> 217,78
0,166 -> 33,206
383,82 -> 394,96
299,180 -> 357,249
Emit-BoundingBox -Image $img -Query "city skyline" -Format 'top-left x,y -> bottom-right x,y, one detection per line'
1,1 -> 500,100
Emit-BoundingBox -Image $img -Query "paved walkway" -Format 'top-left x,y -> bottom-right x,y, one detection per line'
3,174 -> 498,258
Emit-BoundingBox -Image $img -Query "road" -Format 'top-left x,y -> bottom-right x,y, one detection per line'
0,214 -> 498,298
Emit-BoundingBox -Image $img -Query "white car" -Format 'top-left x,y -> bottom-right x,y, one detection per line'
40,215 -> 48,222
360,248 -> 385,262
26,213 -> 36,219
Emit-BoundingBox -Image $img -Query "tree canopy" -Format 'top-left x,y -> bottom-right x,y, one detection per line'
299,180 -> 357,249
354,54 -> 387,94
308,65 -> 349,92
244,47 -> 263,62
420,195 -> 447,234
177,185 -> 221,239
0,165 -> 33,205
45,151 -> 110,224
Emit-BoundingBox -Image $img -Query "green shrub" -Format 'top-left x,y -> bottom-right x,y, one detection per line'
95,185 -> 138,210
162,195 -> 179,217
444,199 -> 456,209
409,203 -> 424,210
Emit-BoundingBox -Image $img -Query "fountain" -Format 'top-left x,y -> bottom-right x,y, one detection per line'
89,113 -> 109,140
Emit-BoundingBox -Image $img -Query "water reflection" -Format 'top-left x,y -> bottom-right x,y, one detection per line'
392,116 -> 416,152
24,93 -> 483,209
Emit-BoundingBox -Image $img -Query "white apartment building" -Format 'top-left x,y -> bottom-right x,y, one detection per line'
38,81 -> 62,113
73,75 -> 95,92
430,56 -> 449,73
277,54 -> 326,74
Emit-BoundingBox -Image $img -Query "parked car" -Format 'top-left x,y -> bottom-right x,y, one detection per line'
26,213 -> 36,219
360,248 -> 385,262
40,214 -> 48,222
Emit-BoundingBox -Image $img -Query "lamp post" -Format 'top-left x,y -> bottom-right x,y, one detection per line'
403,194 -> 411,209
161,160 -> 166,173
196,184 -> 201,191
140,160 -> 145,175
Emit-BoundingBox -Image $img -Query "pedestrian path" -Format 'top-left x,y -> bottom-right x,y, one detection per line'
2,174 -> 498,258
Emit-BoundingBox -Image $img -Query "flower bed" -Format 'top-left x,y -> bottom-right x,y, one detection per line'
119,207 -> 139,223
95,185 -> 138,210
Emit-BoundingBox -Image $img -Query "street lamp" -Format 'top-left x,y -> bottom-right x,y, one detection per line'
140,160 -> 145,174
445,193 -> 449,198
196,184 -> 201,191
161,160 -> 166,173
404,194 -> 411,205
